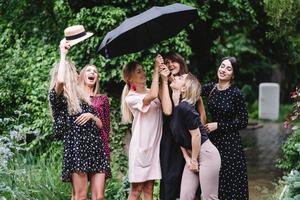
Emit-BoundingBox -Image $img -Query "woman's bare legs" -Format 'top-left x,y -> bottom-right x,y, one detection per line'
142,180 -> 154,200
128,183 -> 143,200
90,173 -> 106,200
72,172 -> 88,200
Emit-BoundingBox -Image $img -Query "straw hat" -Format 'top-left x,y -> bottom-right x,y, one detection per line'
62,25 -> 93,46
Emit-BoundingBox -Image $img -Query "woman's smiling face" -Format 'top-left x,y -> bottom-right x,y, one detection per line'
165,59 -> 181,75
217,59 -> 234,81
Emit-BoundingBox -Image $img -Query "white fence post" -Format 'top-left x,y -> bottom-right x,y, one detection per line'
259,83 -> 280,120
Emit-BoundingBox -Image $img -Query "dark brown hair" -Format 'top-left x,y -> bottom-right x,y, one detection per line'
164,52 -> 188,76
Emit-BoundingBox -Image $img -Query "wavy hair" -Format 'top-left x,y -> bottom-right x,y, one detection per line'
182,73 -> 201,105
121,61 -> 141,123
49,59 -> 91,115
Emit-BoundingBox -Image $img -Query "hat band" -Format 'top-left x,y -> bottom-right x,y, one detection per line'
65,31 -> 86,40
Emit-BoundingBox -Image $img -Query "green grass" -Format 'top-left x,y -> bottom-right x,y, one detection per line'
0,143 -> 71,200
248,101 -> 293,122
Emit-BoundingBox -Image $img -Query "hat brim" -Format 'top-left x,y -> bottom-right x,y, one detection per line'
63,32 -> 93,46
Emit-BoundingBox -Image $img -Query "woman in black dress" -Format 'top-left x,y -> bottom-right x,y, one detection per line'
159,53 -> 187,200
159,52 -> 206,200
49,37 -> 110,200
202,56 -> 249,200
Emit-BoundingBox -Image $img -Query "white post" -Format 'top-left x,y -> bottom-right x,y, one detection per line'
259,83 -> 280,120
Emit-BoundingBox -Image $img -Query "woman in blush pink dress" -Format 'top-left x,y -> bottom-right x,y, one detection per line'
121,56 -> 164,200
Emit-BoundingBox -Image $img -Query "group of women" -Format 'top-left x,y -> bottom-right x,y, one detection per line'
49,25 -> 249,200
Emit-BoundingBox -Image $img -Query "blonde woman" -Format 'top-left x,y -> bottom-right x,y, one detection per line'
168,73 -> 221,200
49,39 -> 110,200
121,56 -> 163,200
79,64 -> 112,165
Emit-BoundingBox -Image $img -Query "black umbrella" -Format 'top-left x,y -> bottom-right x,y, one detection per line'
97,3 -> 198,58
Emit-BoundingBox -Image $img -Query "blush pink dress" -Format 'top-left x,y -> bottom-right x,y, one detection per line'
125,90 -> 163,183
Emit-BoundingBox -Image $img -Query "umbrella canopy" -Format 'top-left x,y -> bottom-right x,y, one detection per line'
98,3 -> 198,58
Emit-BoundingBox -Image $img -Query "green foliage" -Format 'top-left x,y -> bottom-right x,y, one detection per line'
277,126 -> 300,171
279,104 -> 294,122
264,0 -> 300,65
109,98 -> 130,174
282,170 -> 300,199
0,0 -> 63,42
247,100 -> 258,120
277,88 -> 300,199
1,0 -> 298,198
277,88 -> 300,170
264,0 -> 300,95
0,143 -> 72,199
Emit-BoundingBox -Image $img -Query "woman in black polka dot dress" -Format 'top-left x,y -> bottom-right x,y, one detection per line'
49,39 -> 110,199
202,57 -> 249,200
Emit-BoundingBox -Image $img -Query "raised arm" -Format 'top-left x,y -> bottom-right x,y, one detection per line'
159,65 -> 172,115
143,55 -> 161,106
55,40 -> 71,95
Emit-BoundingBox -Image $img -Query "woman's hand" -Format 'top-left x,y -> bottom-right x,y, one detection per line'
59,39 -> 71,56
185,156 -> 199,172
155,54 -> 164,65
155,54 -> 164,70
189,158 -> 199,172
75,113 -> 101,126
159,64 -> 170,82
205,122 -> 218,133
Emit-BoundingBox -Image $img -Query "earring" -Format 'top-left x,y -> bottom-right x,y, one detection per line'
131,84 -> 137,91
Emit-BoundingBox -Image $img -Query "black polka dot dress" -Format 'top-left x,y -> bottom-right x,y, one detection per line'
49,88 -> 111,182
202,82 -> 249,200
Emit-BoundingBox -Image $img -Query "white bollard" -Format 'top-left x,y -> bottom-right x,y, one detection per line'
259,83 -> 280,120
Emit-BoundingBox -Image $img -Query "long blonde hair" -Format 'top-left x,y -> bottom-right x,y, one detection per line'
49,59 -> 91,115
78,64 -> 100,96
121,61 -> 141,123
182,73 -> 201,105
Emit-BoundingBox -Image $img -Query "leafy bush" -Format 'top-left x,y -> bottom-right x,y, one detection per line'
0,142 -> 71,200
277,88 -> 300,199
278,89 -> 300,171
282,170 -> 300,199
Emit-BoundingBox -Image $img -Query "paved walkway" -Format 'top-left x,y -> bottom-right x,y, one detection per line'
241,122 -> 289,200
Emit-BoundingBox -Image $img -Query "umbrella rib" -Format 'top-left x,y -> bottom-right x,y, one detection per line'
144,22 -> 154,49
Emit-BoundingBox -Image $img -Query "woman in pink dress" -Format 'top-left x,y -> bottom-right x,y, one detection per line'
121,56 -> 163,200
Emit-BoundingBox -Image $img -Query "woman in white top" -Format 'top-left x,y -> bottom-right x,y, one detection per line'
121,56 -> 163,200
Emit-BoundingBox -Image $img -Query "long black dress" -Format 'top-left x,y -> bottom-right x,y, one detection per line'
202,82 -> 249,200
49,88 -> 111,182
159,115 -> 185,200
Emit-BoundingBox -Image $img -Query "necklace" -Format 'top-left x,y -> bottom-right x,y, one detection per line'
217,83 -> 231,91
